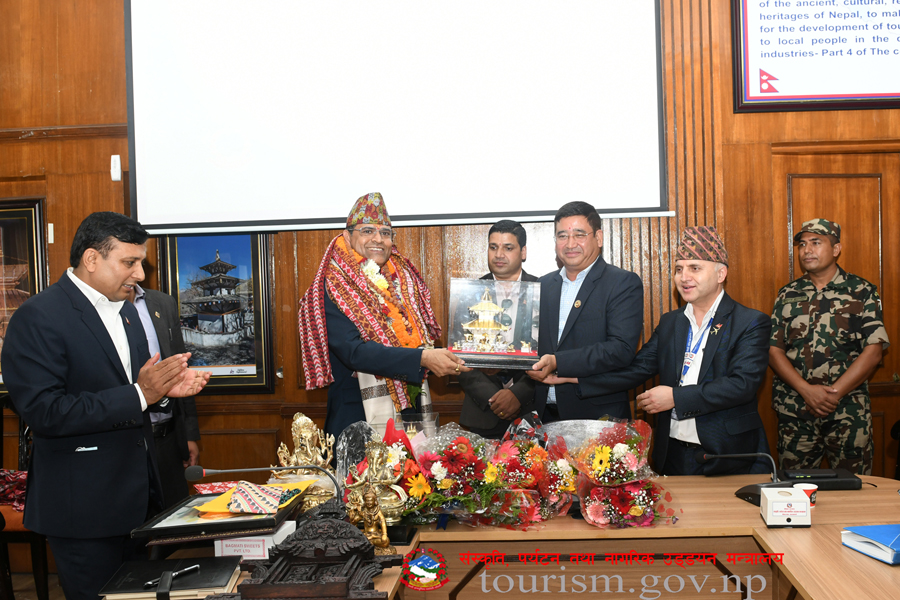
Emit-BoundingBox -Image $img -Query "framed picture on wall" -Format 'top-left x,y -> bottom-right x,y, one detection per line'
0,199 -> 47,393
159,233 -> 274,394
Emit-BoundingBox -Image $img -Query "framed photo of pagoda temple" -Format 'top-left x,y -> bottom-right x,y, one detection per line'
447,278 -> 540,369
0,198 -> 48,393
159,233 -> 274,394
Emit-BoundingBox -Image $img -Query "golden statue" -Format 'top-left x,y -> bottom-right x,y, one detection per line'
346,440 -> 407,525
348,485 -> 396,555
274,413 -> 335,475
270,413 -> 336,510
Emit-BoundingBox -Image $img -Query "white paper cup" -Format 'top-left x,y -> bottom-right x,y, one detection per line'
794,483 -> 818,507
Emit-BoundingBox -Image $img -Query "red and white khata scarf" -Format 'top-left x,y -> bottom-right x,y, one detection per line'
298,235 -> 441,411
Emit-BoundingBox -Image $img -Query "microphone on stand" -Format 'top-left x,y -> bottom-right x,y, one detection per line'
693,451 -> 792,506
185,464 -> 343,498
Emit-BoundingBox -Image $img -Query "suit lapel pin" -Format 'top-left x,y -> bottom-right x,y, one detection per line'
711,323 -> 722,335
155,311 -> 161,318
124,316 -> 130,325
574,300 -> 582,308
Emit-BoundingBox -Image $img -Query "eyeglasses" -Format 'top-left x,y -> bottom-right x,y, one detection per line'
349,227 -> 396,240
555,231 -> 593,243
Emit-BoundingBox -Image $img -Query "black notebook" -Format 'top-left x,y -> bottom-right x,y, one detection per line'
99,556 -> 242,599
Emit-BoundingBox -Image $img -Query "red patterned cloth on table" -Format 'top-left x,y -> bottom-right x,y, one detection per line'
0,470 -> 28,512
297,234 -> 441,412
193,481 -> 239,495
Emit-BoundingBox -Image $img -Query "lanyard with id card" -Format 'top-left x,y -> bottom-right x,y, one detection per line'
672,318 -> 714,423
680,318 -> 714,386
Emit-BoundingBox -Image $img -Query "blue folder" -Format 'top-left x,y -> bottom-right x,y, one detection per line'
842,524 -> 900,565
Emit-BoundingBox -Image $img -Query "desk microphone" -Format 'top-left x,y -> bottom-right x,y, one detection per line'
185,464 -> 342,497
693,451 -> 792,506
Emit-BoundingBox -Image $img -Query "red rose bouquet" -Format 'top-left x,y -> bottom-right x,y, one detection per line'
477,414 -> 575,529
406,423 -> 495,517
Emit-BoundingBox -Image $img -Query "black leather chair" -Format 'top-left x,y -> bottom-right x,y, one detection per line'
891,419 -> 900,480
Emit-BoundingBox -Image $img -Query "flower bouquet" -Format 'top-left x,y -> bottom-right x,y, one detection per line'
404,423 -> 496,520
567,419 -> 676,528
476,414 -> 575,529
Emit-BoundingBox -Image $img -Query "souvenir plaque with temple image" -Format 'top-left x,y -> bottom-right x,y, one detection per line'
448,278 -> 540,369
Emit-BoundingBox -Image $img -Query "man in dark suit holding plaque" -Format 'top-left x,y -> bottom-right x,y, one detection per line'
459,220 -> 539,438
528,201 -> 644,422
1,212 -> 209,600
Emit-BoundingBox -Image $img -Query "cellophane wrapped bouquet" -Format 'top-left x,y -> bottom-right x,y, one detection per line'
567,419 -> 677,528
474,413 -> 575,529
405,423 -> 496,520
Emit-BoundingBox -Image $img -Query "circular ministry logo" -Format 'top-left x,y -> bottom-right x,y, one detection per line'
401,547 -> 448,591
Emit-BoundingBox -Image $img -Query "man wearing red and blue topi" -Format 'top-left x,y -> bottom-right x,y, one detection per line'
566,227 -> 772,475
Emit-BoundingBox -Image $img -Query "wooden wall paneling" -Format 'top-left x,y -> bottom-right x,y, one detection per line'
872,408 -> 885,481
2,410 -> 19,470
0,141 -> 47,178
0,136 -> 128,180
787,174 -> 881,284
872,392 -> 900,479
0,0 -> 42,129
273,231 -> 301,404
662,0 -> 722,231
193,428 -> 282,485
0,180 -> 46,201
43,0 -> 127,126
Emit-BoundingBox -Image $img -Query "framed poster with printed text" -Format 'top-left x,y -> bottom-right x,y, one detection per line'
732,0 -> 900,112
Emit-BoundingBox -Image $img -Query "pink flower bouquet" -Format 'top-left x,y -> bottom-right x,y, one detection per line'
567,419 -> 677,528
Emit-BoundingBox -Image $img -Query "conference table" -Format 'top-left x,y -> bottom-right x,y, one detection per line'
378,475 -> 900,600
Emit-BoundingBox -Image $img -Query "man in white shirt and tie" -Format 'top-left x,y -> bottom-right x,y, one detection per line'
2,211 -> 209,599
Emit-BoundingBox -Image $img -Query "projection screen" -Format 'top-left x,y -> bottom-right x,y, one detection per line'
126,0 -> 668,233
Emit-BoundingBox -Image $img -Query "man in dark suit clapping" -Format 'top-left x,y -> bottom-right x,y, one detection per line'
1,212 -> 210,599
129,284 -> 201,509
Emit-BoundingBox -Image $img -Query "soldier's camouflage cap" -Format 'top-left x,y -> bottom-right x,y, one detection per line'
793,218 -> 840,243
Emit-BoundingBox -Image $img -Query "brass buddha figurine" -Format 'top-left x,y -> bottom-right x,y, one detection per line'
348,485 -> 395,555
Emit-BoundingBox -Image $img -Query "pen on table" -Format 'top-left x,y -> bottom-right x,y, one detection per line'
143,564 -> 200,589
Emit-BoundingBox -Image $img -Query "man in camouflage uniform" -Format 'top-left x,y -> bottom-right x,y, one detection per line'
769,218 -> 889,475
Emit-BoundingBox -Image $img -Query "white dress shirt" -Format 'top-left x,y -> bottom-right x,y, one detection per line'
66,268 -> 147,410
548,257 -> 598,405
669,289 -> 724,444
493,271 -> 522,346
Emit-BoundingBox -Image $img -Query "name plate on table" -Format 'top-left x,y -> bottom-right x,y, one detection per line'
760,488 -> 810,528
448,278 -> 540,369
